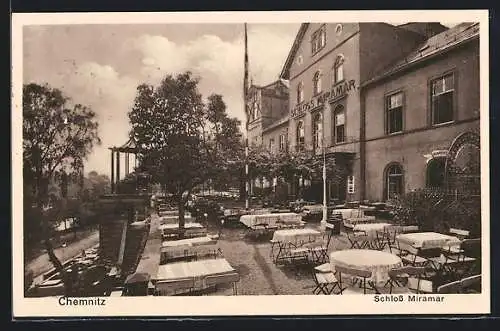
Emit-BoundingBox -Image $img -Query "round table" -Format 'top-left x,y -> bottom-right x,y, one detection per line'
330,249 -> 402,285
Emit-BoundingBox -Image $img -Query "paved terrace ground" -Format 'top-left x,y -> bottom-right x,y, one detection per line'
199,221 -> 353,296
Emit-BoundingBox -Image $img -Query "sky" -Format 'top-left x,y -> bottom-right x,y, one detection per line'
23,22 -> 457,178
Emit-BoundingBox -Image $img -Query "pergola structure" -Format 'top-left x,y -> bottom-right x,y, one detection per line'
109,137 -> 140,194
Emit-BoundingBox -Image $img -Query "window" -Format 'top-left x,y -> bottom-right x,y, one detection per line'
311,25 -> 326,55
269,138 -> 275,152
279,133 -> 286,151
313,71 -> 322,95
385,163 -> 404,200
297,82 -> 304,104
312,113 -> 323,152
426,157 -> 446,188
431,73 -> 454,125
386,92 -> 403,134
333,105 -> 345,143
334,55 -> 344,84
335,24 -> 343,35
296,121 -> 305,151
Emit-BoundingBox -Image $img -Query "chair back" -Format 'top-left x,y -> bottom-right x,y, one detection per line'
461,238 -> 481,259
390,266 -> 426,278
460,274 -> 481,292
401,225 -> 419,233
449,228 -> 470,239
437,280 -> 461,294
155,278 -> 195,296
407,277 -> 434,294
402,244 -> 421,256
205,272 -> 240,288
419,247 -> 442,258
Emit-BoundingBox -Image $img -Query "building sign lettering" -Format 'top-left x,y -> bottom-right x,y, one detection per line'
291,79 -> 356,118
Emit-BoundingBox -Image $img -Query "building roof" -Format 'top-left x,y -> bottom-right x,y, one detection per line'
251,78 -> 289,91
262,115 -> 289,133
362,22 -> 479,87
279,23 -> 309,80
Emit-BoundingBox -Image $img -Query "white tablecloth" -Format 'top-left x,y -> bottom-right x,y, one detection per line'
159,215 -> 194,225
332,208 -> 365,219
330,249 -> 402,285
156,258 -> 235,293
354,223 -> 392,237
396,232 -> 460,249
239,213 -> 302,228
161,236 -> 214,249
161,241 -> 219,261
159,222 -> 204,231
272,228 -> 322,246
344,216 -> 377,226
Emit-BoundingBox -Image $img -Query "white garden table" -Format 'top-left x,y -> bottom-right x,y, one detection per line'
160,236 -> 218,262
155,258 -> 236,295
239,213 -> 302,229
271,228 -> 322,263
354,223 -> 392,237
330,249 -> 402,286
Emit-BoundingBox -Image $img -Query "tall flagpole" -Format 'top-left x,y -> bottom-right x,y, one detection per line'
322,115 -> 328,224
244,23 -> 250,210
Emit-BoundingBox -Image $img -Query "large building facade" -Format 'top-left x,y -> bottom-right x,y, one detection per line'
361,23 -> 480,201
249,22 -> 480,203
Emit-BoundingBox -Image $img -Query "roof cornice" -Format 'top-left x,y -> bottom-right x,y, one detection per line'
279,23 -> 309,80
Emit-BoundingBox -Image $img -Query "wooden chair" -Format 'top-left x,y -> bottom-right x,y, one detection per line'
307,222 -> 335,264
440,242 -> 477,278
449,228 -> 470,241
460,274 -> 481,293
205,272 -> 240,295
335,265 -> 378,295
400,245 -> 431,267
312,269 -> 340,295
344,224 -> 370,249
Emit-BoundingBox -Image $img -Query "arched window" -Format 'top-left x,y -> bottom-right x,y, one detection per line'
385,163 -> 404,200
297,82 -> 304,103
426,157 -> 446,188
313,71 -> 322,95
312,112 -> 323,152
334,55 -> 345,84
296,120 -> 305,151
333,104 -> 345,143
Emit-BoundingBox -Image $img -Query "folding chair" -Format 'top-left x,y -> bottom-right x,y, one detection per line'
449,228 -> 470,241
384,266 -> 410,293
436,280 -> 462,294
439,247 -> 475,279
386,226 -> 403,255
312,268 -> 341,295
307,222 -> 335,264
400,245 -> 433,267
386,266 -> 432,294
205,272 -> 240,295
344,224 -> 370,249
460,274 -> 481,293
335,265 -> 379,295
401,225 -> 420,233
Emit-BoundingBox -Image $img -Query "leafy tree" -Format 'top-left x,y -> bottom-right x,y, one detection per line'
128,72 -> 242,235
23,83 -> 100,294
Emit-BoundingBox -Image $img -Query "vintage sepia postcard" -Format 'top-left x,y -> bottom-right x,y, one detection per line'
11,10 -> 490,318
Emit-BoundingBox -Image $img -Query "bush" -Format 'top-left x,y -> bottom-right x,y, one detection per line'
390,188 -> 481,235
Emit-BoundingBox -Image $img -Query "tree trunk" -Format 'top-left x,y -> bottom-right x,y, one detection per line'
177,198 -> 185,239
44,234 -> 72,295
